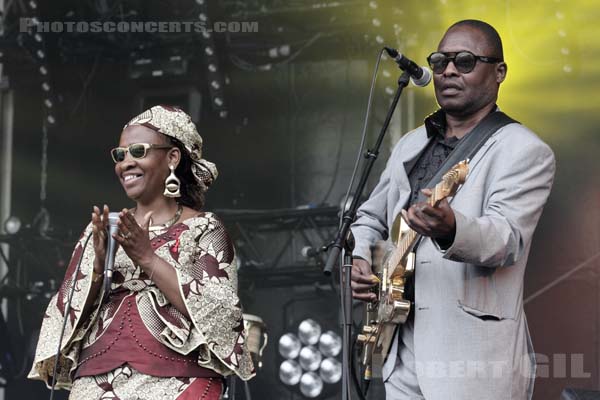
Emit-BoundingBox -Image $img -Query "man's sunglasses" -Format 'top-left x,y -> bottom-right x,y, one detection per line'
427,51 -> 503,74
110,143 -> 172,163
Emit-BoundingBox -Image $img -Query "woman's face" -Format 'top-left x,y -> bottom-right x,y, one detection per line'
114,125 -> 177,204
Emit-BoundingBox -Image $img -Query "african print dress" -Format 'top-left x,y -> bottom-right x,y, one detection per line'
28,212 -> 255,398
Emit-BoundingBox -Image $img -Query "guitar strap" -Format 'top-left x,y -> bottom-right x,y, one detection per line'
415,110 -> 518,204
390,110 -> 518,244
372,112 -> 520,359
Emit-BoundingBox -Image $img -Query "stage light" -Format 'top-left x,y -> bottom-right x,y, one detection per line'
210,80 -> 220,90
298,318 -> 321,345
39,66 -> 48,75
369,1 -> 378,9
213,97 -> 223,107
41,82 -> 50,91
318,330 -> 341,357
202,31 -> 211,39
385,86 -> 394,95
319,357 -> 342,384
278,319 -> 341,397
4,216 -> 22,235
375,35 -> 384,44
372,18 -> 381,27
36,50 -> 45,59
198,13 -> 207,22
208,63 -> 217,72
44,99 -> 53,108
382,69 -> 391,78
218,110 -> 228,119
279,333 -> 301,359
195,0 -> 205,5
34,34 -> 42,42
28,0 -> 37,9
204,46 -> 214,56
47,115 -> 55,124
299,372 -> 323,398
279,360 -> 302,385
298,346 -> 322,372
279,45 -> 291,57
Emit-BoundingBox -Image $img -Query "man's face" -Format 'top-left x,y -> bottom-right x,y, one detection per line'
433,26 -> 506,117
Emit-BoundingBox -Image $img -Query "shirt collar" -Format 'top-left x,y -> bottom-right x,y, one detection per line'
424,109 -> 447,139
424,105 -> 500,139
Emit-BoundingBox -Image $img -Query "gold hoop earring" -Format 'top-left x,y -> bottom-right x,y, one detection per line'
163,165 -> 181,198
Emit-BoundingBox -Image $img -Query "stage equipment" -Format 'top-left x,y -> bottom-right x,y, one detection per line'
383,47 -> 431,87
321,45 -> 412,397
3,216 -> 20,235
217,206 -> 339,275
278,319 -> 342,398
243,313 -> 268,370
196,0 -> 228,118
129,54 -> 188,79
103,213 -> 119,298
135,86 -> 202,124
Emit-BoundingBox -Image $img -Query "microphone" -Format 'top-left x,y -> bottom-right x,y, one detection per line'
383,47 -> 432,87
103,212 -> 120,296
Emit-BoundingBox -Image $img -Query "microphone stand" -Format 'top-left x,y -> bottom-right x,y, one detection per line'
324,71 -> 411,400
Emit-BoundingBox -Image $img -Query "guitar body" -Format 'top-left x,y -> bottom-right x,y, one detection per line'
358,219 -> 416,373
357,160 -> 469,376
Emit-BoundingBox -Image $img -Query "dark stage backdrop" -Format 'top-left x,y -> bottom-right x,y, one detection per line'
1,1 -> 599,400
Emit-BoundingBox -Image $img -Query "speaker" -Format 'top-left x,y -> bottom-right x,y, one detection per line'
562,388 -> 600,400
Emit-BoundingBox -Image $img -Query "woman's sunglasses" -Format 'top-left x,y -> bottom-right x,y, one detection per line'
110,143 -> 172,163
427,51 -> 503,74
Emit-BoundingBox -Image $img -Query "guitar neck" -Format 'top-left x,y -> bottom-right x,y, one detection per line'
398,229 -> 420,259
398,181 -> 452,256
428,181 -> 450,207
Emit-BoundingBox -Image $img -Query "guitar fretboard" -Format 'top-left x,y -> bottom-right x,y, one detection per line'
389,183 -> 446,274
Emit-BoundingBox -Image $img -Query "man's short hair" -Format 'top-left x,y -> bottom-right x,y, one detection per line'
448,19 -> 504,60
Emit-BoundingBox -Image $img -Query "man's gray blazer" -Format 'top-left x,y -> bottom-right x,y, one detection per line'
351,117 -> 555,399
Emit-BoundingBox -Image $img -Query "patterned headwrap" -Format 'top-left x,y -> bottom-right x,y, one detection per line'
123,105 -> 218,193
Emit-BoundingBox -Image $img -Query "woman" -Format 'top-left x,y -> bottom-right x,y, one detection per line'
28,105 -> 254,399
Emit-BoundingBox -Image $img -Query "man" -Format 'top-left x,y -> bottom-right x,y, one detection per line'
350,20 -> 555,399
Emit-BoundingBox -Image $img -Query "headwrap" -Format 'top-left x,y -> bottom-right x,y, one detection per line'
123,105 -> 218,193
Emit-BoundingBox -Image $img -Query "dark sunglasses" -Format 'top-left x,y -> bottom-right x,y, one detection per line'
110,143 -> 172,163
427,51 -> 503,74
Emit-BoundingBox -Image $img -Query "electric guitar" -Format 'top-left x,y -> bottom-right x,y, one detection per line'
356,160 -> 469,378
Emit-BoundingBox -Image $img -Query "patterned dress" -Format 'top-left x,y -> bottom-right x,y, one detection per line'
28,212 -> 255,399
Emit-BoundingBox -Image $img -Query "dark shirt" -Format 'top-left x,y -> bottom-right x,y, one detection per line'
404,109 -> 460,305
406,109 -> 460,207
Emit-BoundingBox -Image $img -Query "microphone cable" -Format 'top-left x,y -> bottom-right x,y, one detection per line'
339,46 -> 386,223
49,230 -> 93,400
336,47 -> 386,400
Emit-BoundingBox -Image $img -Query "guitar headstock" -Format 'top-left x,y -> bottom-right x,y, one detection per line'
431,160 -> 469,205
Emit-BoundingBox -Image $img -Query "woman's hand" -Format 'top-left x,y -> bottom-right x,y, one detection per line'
91,205 -> 109,273
113,208 -> 154,267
